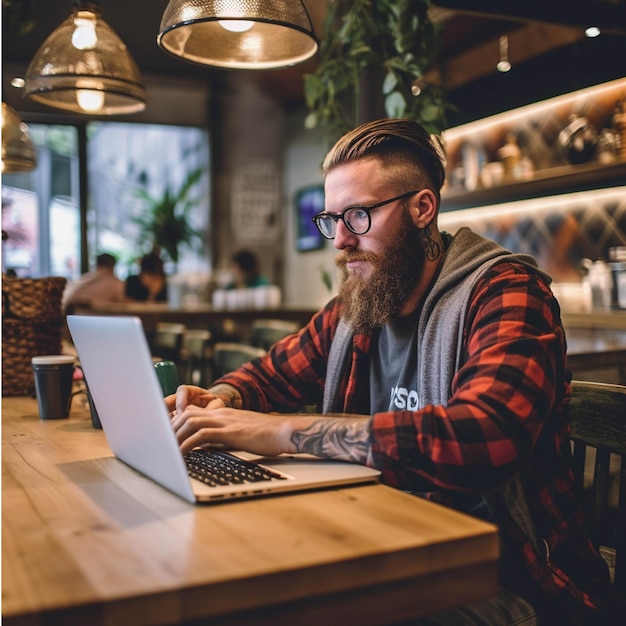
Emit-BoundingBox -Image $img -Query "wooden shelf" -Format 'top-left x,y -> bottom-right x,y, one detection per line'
441,161 -> 626,212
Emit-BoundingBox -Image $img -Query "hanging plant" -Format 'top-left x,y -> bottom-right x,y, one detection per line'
131,167 -> 205,268
303,0 -> 450,146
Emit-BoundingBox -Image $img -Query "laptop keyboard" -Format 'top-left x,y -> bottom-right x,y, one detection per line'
185,449 -> 288,488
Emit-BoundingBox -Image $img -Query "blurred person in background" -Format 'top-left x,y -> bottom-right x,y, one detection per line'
225,249 -> 270,289
63,253 -> 125,311
125,250 -> 168,302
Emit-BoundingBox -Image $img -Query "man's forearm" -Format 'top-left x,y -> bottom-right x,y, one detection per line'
208,385 -> 371,464
290,416 -> 371,463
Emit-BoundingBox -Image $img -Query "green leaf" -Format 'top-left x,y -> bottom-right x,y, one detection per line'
385,91 -> 406,118
304,112 -> 318,130
420,103 -> 441,122
382,71 -> 398,95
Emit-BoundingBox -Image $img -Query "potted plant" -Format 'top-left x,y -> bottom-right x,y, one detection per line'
303,0 -> 450,147
131,167 -> 205,269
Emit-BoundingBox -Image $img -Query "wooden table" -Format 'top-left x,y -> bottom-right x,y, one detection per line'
3,397 -> 499,626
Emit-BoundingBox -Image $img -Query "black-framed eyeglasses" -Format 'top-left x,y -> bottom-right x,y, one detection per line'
311,190 -> 420,240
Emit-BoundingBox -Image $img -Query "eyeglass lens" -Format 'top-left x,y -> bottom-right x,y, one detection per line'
316,208 -> 370,238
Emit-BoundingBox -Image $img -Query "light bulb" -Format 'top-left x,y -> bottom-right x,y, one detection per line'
77,89 -> 104,112
72,15 -> 98,50
218,20 -> 255,33
497,60 -> 511,72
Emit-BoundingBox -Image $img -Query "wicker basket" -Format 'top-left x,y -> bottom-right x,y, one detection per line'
2,276 -> 67,397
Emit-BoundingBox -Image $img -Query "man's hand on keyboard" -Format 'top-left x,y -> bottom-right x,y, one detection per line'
171,405 -> 297,456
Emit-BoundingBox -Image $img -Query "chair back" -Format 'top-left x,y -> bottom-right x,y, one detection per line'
250,319 -> 299,351
212,342 -> 266,380
180,329 -> 212,386
569,380 -> 626,610
150,322 -> 186,364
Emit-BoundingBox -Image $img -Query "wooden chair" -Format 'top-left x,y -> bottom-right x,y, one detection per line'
250,319 -> 299,351
569,380 -> 626,616
211,342 -> 266,381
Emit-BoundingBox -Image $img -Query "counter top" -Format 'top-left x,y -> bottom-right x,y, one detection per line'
562,311 -> 626,330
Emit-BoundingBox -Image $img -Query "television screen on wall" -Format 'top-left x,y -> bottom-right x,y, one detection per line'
294,184 -> 325,252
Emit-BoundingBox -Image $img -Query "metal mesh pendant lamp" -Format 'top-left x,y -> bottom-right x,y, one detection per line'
24,1 -> 146,115
1,103 -> 38,173
157,0 -> 319,70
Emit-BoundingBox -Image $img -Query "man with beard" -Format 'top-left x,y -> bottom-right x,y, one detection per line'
167,119 -> 609,625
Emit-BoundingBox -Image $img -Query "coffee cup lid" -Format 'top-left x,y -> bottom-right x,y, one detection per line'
32,355 -> 76,365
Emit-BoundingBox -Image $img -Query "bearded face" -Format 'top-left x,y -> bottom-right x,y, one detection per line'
336,205 -> 427,333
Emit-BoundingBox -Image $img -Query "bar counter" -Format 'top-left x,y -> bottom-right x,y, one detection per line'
73,302 -> 319,333
3,397 -> 499,626
74,303 -> 626,382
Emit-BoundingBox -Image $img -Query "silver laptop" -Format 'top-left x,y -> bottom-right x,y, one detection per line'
67,315 -> 380,503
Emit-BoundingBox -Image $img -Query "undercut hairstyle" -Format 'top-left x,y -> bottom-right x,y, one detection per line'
322,119 -> 447,203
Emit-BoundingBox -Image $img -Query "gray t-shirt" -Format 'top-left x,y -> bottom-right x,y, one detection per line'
370,308 -> 421,414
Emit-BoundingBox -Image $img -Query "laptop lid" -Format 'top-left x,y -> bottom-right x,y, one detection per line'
66,315 -> 380,503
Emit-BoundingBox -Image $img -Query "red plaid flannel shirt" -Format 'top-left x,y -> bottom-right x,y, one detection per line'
219,261 -> 610,620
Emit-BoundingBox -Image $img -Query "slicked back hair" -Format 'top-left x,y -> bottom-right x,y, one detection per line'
322,119 -> 446,204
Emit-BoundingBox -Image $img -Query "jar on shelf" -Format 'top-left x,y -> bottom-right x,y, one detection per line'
558,114 -> 598,165
609,247 -> 626,309
498,132 -> 522,182
585,260 -> 613,311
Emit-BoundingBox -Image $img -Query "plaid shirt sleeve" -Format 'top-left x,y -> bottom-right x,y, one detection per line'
369,261 -> 570,494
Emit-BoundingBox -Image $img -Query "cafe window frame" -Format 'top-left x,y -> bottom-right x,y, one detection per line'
2,119 -> 210,280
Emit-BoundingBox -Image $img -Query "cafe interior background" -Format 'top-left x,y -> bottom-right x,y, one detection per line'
2,0 -> 626,314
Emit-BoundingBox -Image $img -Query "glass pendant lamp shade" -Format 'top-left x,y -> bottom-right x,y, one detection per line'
1,103 -> 38,173
24,1 -> 146,115
157,0 -> 319,70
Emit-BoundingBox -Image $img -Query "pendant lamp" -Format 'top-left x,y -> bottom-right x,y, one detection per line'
24,1 -> 146,115
1,103 -> 38,173
157,0 -> 319,70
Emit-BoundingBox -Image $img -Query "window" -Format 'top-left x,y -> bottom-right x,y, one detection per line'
2,121 -> 210,280
87,122 -> 210,278
2,125 -> 79,278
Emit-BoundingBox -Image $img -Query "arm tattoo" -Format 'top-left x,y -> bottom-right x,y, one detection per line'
208,384 -> 243,409
290,417 -> 371,464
